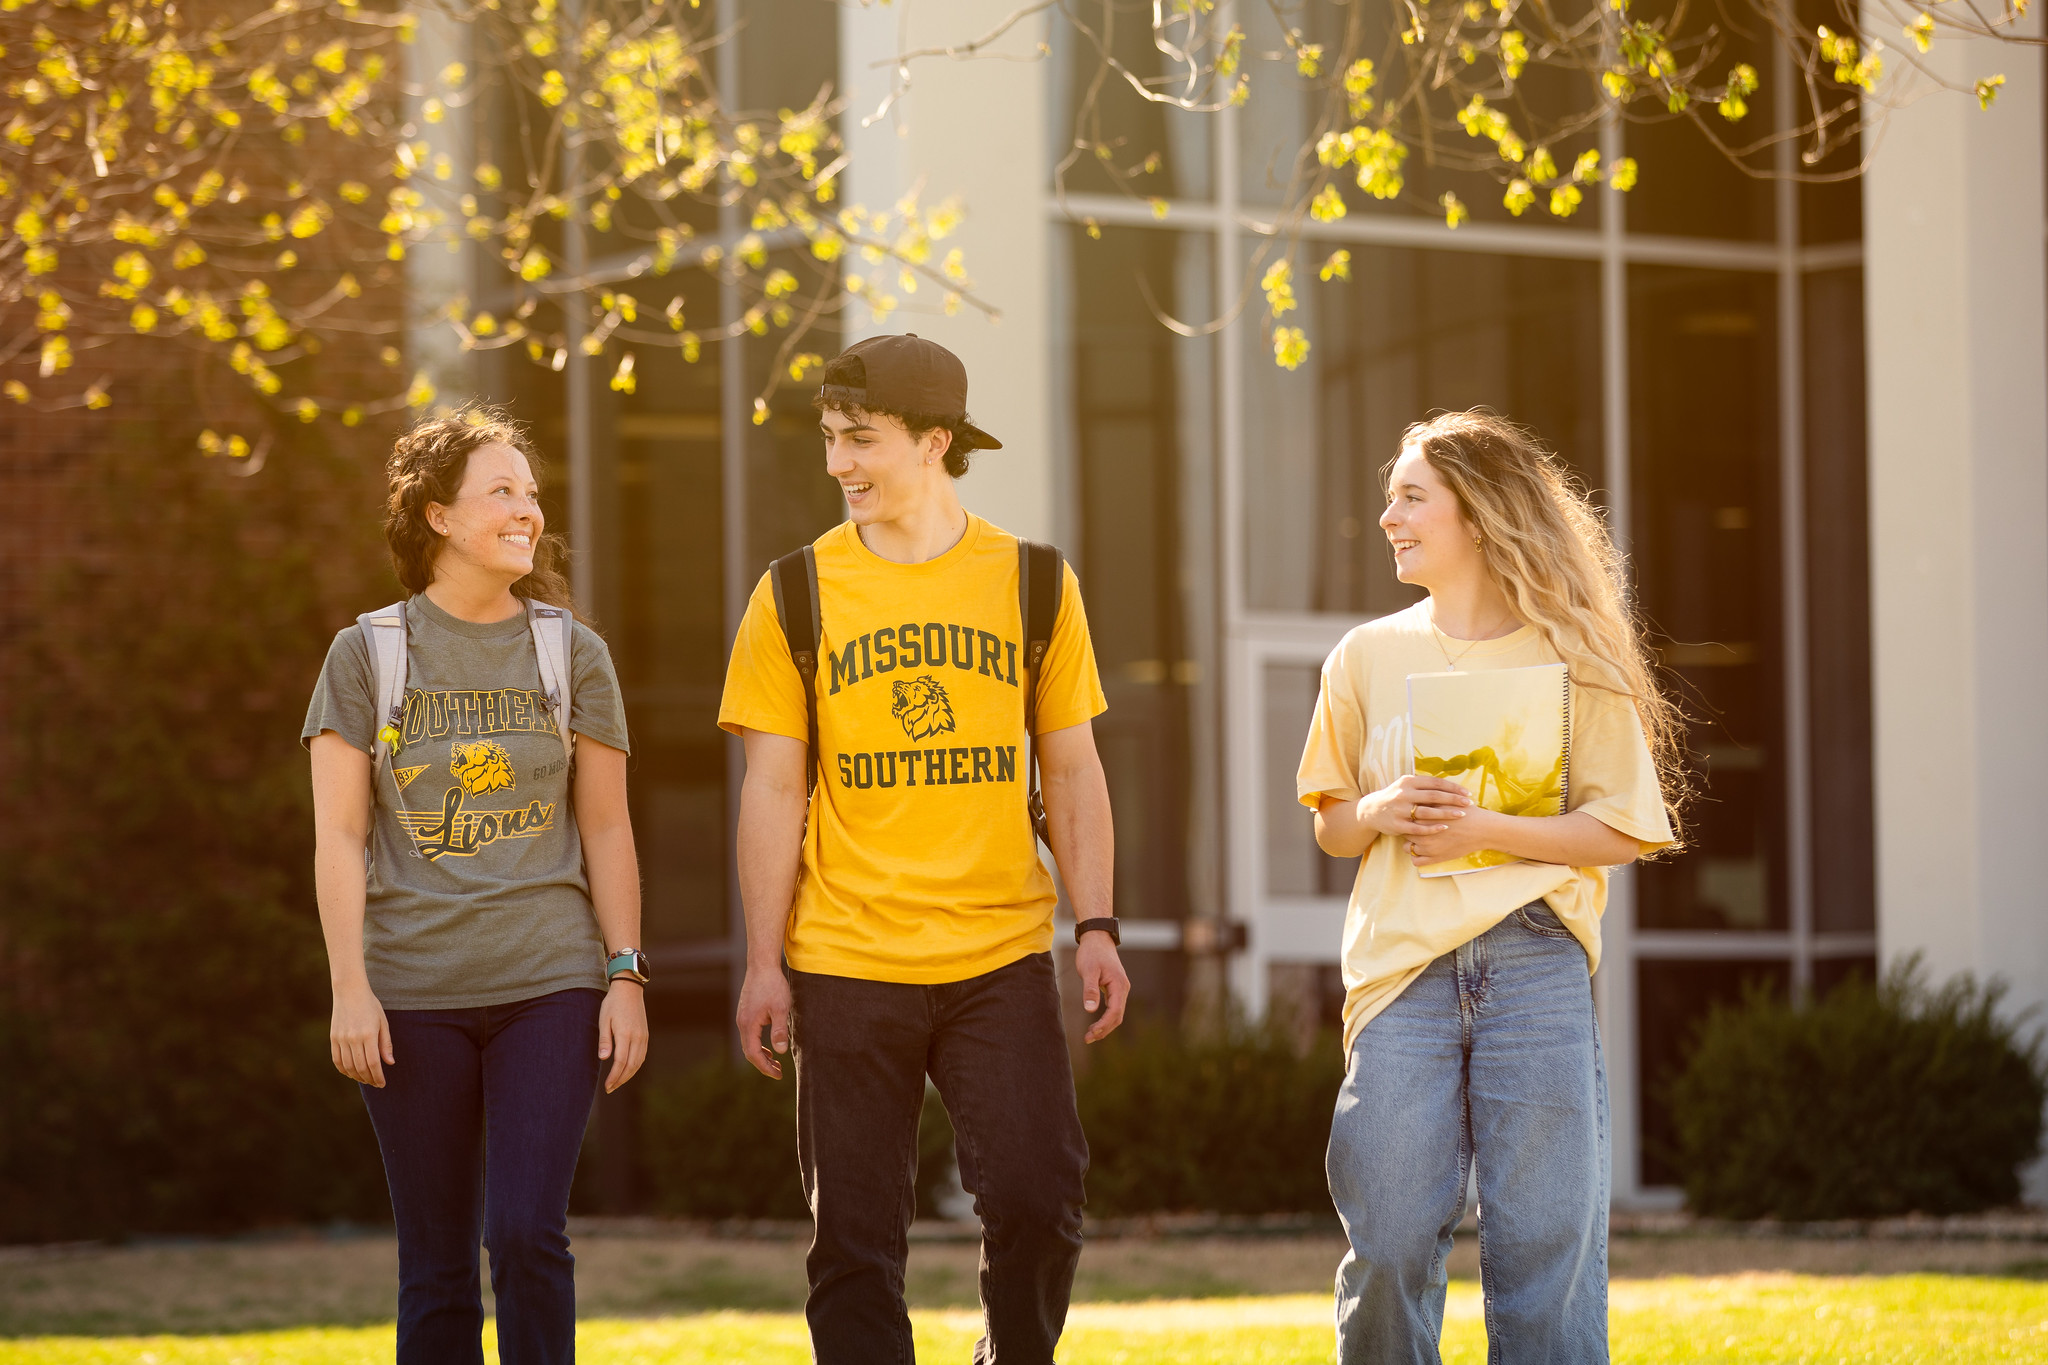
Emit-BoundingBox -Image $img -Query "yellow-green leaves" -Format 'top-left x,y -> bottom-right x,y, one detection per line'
1261,260 -> 1297,316
1273,327 -> 1309,370
1499,31 -> 1528,81
1342,59 -> 1376,117
1720,64 -> 1760,121
1309,184 -> 1347,222
1319,249 -> 1351,281
1610,157 -> 1640,192
1504,179 -> 1536,216
1976,74 -> 2005,109
1441,192 -> 1469,229
1816,30 -> 1879,93
1907,13 -> 1935,54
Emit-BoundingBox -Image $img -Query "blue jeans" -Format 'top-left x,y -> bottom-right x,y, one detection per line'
1327,903 -> 1609,1364
790,952 -> 1088,1365
359,987 -> 603,1365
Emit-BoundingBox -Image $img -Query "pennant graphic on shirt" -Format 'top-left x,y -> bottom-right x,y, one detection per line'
392,763 -> 431,791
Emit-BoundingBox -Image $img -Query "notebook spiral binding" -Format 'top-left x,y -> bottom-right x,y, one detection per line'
1558,668 -> 1573,813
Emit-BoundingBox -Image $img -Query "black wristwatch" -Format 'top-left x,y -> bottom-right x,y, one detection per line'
1073,917 -> 1120,946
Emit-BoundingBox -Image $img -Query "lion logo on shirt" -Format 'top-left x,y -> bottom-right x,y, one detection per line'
450,739 -> 517,797
890,675 -> 956,740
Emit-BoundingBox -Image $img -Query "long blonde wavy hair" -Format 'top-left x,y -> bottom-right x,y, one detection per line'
1392,409 -> 1690,846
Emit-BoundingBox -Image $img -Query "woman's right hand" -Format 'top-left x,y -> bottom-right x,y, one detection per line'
331,981 -> 394,1088
1359,774 -> 1474,837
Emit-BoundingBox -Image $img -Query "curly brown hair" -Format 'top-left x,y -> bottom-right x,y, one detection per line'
383,406 -> 577,613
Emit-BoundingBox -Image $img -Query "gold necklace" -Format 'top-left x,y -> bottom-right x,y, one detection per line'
1428,604 -> 1516,671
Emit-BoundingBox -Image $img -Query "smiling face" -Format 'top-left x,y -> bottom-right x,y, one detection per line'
1379,443 -> 1483,590
820,407 -> 953,526
425,441 -> 541,587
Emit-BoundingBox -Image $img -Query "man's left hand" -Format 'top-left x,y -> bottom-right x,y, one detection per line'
1075,932 -> 1130,1043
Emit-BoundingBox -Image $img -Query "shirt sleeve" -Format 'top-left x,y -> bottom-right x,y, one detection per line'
1030,560 -> 1109,734
718,572 -> 811,741
1297,633 -> 1368,809
1566,682 -> 1676,850
569,623 -> 631,753
301,626 -> 378,754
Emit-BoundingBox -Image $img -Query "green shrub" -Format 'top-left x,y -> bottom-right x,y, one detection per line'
641,1061 -> 806,1220
1669,960 -> 2047,1220
640,1061 -> 959,1221
1076,1024 -> 1341,1216
0,415 -> 393,1242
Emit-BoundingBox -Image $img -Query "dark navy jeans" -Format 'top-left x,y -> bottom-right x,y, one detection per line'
360,987 -> 602,1365
790,951 -> 1088,1365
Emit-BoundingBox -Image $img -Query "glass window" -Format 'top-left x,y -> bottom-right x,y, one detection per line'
1628,265 -> 1783,932
1621,23 -> 1776,242
1070,225 -> 1210,938
1244,246 -> 1603,614
1794,0 -> 1863,245
1050,5 -> 1212,201
1802,267 -> 1873,934
1264,663 -> 1358,897
1234,1 -> 1601,228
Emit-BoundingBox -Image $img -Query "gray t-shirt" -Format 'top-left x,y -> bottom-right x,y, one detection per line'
301,593 -> 631,1009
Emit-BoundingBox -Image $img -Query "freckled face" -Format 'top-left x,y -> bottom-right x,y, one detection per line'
428,442 -> 541,583
1378,445 -> 1481,588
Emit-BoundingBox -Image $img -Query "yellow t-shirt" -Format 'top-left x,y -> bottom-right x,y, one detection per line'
1296,602 -> 1675,1054
718,516 -> 1108,983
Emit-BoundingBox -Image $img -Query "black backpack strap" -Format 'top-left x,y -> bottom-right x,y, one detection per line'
1017,539 -> 1064,846
770,546 -> 823,795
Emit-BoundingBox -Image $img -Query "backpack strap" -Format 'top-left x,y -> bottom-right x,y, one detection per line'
1017,540 -> 1064,847
770,546 -> 823,795
526,599 -> 577,771
357,601 -> 411,787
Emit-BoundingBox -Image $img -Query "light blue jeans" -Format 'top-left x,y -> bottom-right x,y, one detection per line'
1327,902 -> 1608,1364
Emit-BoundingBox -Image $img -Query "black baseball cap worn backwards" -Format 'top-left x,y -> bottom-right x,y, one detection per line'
819,333 -> 1004,451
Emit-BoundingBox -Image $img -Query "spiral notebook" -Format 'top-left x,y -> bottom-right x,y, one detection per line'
1406,662 -> 1571,877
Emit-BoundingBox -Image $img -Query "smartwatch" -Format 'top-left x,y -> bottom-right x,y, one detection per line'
606,948 -> 650,985
1072,917 -> 1120,946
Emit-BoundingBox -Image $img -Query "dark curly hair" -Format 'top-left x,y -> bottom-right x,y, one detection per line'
810,352 -> 985,478
383,405 -> 578,614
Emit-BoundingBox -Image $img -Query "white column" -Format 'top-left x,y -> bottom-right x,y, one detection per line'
403,8 -> 474,408
838,0 -> 1054,543
1864,32 -> 2048,1032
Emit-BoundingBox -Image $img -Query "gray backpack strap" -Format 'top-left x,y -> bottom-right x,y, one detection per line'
526,599 -> 577,769
357,601 -> 411,784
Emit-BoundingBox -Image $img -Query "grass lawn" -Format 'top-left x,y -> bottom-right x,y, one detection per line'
4,1274 -> 2046,1364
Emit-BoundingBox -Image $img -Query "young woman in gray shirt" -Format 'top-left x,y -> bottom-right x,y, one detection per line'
303,409 -> 647,1365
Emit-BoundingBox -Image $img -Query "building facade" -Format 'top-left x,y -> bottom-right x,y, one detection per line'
439,2 -> 2047,1204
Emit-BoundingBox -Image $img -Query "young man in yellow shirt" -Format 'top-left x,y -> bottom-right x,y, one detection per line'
718,334 -> 1130,1364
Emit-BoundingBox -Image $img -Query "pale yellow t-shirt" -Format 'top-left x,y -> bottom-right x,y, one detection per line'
719,516 -> 1108,983
1297,602 -> 1675,1054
